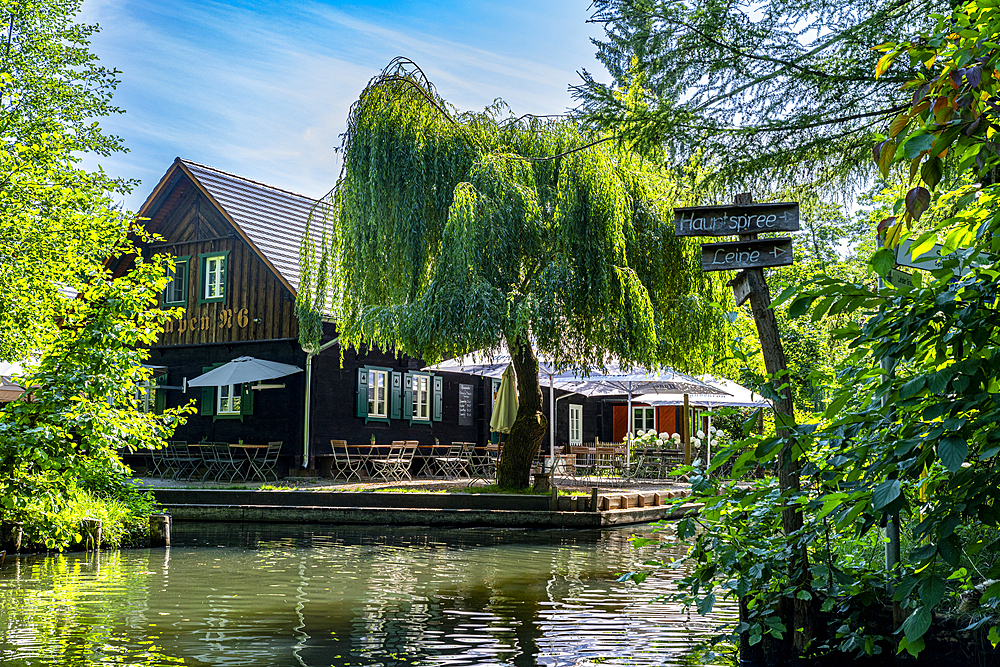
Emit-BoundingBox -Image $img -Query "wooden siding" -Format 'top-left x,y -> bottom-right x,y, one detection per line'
309,341 -> 482,452
145,178 -> 298,347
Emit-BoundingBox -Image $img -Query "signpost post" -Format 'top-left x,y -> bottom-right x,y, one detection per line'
676,194 -> 806,655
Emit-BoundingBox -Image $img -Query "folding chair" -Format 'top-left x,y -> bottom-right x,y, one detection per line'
211,442 -> 238,482
330,440 -> 364,482
250,441 -> 282,482
467,444 -> 497,486
147,445 -> 168,478
436,443 -> 468,478
371,441 -> 406,482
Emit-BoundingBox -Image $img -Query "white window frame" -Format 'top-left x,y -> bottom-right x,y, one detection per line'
218,383 -> 242,415
412,373 -> 430,421
633,406 -> 655,433
569,404 -> 583,446
204,255 -> 225,300
136,380 -> 155,414
164,258 -> 188,305
368,369 -> 388,418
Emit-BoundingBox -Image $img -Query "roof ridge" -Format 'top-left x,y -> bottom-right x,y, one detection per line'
178,157 -> 320,202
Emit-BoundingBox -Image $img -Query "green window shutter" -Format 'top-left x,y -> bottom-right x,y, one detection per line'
356,368 -> 369,418
390,371 -> 402,420
403,373 -> 413,420
240,383 -> 254,416
432,375 -> 443,422
154,374 -> 167,415
199,365 -> 216,416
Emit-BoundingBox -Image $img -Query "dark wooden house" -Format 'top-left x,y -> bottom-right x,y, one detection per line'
116,158 -> 511,474
116,158 -> 658,476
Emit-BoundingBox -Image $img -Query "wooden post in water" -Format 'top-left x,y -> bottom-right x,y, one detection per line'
1,521 -> 22,554
81,518 -> 102,551
150,513 -> 171,548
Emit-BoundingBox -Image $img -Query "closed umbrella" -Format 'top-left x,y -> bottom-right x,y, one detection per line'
187,356 -> 304,387
489,365 -> 518,434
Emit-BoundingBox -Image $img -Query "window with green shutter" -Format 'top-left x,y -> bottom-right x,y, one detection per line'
358,366 -> 391,423
198,251 -> 229,305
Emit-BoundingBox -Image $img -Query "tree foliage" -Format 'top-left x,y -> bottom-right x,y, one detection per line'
0,0 -> 131,362
573,0 -> 937,192
300,58 -> 734,487
637,2 -> 1000,660
0,0 -> 185,546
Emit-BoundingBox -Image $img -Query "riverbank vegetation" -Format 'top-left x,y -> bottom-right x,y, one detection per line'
0,0 -> 188,552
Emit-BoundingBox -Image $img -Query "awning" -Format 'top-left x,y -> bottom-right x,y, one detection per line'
187,356 -> 304,387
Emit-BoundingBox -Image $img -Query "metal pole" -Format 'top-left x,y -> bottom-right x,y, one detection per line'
682,393 -> 691,465
876,236 -> 902,577
302,353 -> 313,471
549,373 -> 556,475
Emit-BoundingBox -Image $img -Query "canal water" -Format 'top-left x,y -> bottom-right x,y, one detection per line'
0,523 -> 737,667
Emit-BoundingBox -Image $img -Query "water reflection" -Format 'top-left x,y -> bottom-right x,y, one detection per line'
0,524 -> 736,666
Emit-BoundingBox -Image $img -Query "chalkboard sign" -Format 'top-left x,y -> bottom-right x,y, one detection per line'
458,384 -> 474,426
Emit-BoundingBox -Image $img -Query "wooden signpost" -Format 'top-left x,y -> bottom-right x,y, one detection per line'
676,195 -> 806,657
701,238 -> 793,272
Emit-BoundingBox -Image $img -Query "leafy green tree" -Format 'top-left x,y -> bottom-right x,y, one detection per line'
632,3 -> 1000,660
300,59 -> 734,488
573,0 -> 936,191
0,0 -> 186,546
0,0 -> 131,362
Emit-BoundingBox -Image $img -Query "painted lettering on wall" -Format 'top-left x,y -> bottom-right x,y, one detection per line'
162,307 -> 253,334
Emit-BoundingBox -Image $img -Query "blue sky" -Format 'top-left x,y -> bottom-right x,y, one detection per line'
80,0 -> 607,210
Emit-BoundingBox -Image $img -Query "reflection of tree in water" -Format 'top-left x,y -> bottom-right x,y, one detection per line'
0,551 -> 185,666
1,524 -> 734,667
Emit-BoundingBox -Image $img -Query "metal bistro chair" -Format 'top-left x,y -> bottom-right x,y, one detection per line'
212,442 -> 239,482
147,445 -> 168,478
436,443 -> 468,479
371,441 -> 406,482
249,441 -> 282,482
170,442 -> 202,480
467,443 -> 497,487
330,440 -> 364,482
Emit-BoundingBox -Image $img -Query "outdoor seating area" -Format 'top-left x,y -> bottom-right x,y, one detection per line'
317,441 -> 498,486
567,442 -> 686,486
138,441 -> 282,482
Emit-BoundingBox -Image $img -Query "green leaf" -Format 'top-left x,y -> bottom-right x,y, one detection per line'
872,479 -> 901,510
919,575 -> 946,608
937,436 -> 968,472
902,133 -> 934,159
920,156 -> 943,189
902,606 -> 932,642
787,295 -> 816,319
870,247 -> 896,277
899,376 -> 926,399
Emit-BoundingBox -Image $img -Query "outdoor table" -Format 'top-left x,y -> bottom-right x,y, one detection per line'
230,444 -> 268,481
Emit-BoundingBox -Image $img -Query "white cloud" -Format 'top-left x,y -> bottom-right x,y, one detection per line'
80,0 -> 604,208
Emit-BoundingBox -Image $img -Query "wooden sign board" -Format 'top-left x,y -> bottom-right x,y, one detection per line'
675,202 -> 799,237
728,270 -> 751,306
701,238 -> 793,272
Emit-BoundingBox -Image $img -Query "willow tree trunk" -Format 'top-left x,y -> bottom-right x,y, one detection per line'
495,337 -> 547,489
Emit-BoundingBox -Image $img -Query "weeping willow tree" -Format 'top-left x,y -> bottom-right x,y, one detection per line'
300,58 -> 734,488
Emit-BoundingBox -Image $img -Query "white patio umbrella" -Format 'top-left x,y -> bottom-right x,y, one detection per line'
187,356 -> 304,387
549,364 -> 726,470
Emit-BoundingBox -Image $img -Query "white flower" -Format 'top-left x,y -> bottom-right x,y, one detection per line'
709,426 -> 717,434
636,429 -> 645,436
696,429 -> 705,439
671,433 -> 681,443
692,437 -> 702,447
658,432 -> 669,440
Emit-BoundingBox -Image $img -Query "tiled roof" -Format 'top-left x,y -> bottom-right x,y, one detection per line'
180,159 -> 330,294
